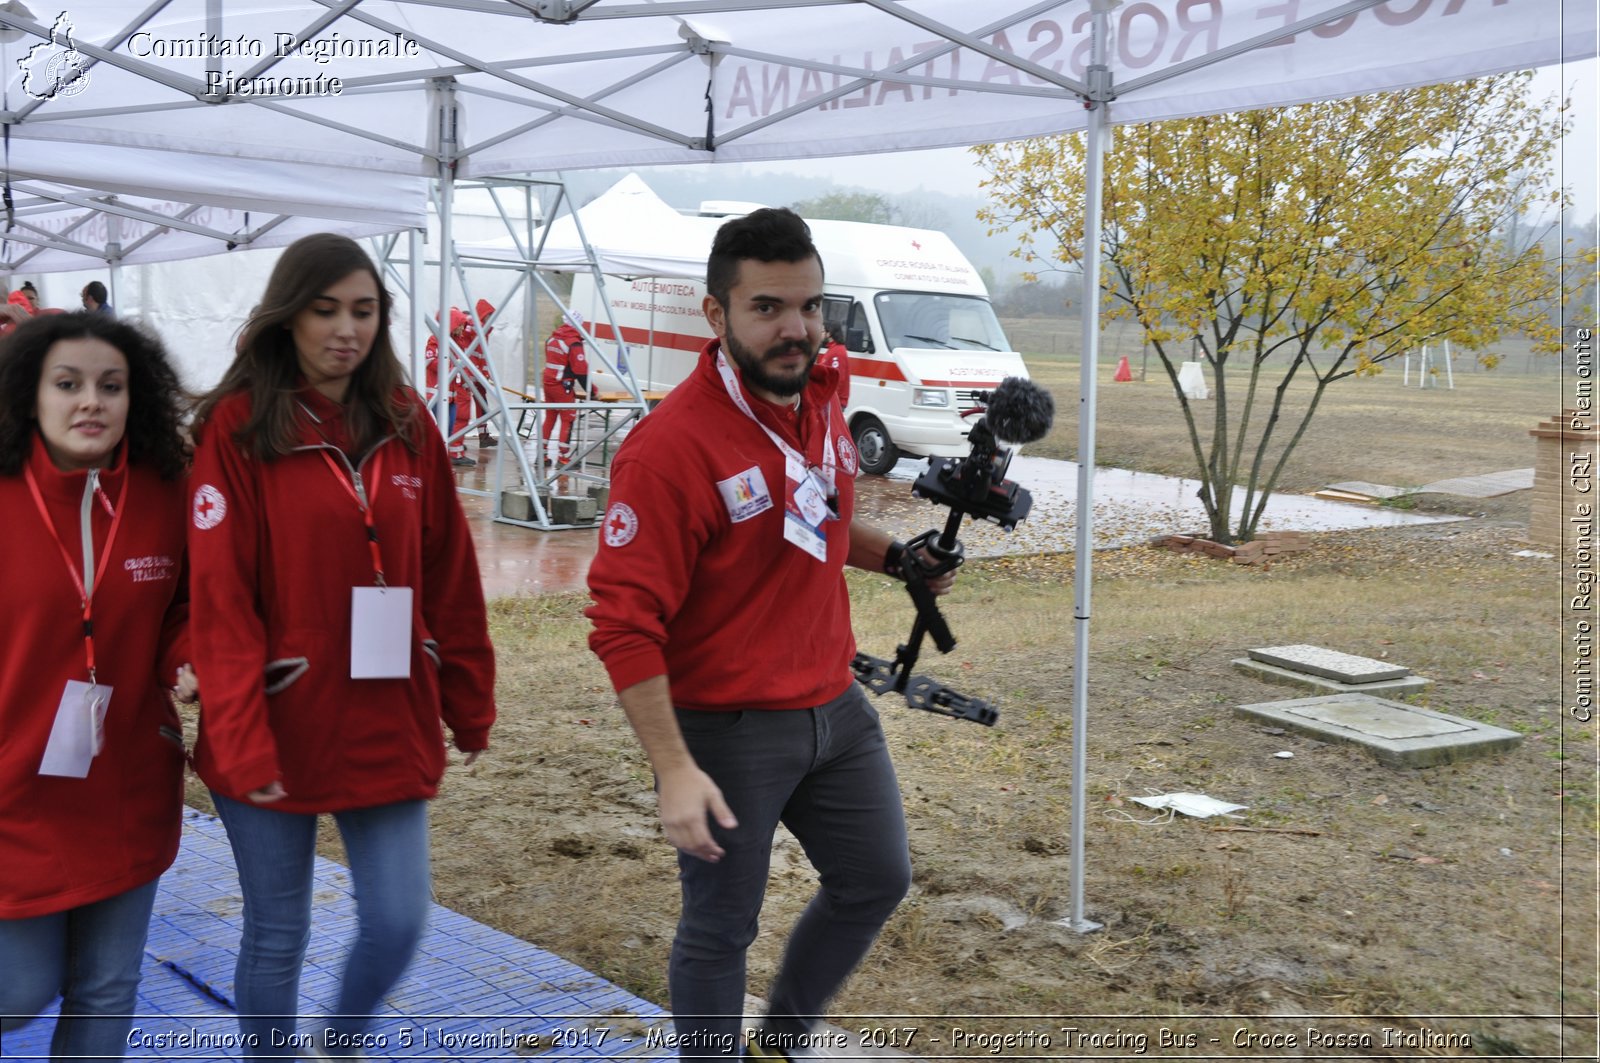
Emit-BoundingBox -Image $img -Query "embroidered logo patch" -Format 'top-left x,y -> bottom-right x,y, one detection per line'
192,484 -> 227,530
716,466 -> 773,523
123,554 -> 178,583
602,502 -> 639,547
837,434 -> 858,476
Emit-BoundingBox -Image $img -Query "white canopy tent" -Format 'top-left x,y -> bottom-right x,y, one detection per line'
2,0 -> 1592,929
460,171 -> 704,277
0,141 -> 426,275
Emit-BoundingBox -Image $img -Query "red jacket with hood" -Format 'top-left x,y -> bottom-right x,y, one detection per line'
187,385 -> 495,813
586,340 -> 859,710
0,441 -> 189,918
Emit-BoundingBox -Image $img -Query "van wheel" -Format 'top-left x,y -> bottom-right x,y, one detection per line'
852,415 -> 899,476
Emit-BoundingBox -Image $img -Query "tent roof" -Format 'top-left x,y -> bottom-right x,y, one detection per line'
0,141 -> 427,274
2,2 -> 1592,180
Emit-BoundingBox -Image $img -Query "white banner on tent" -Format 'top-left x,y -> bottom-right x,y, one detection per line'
0,2 -> 1590,176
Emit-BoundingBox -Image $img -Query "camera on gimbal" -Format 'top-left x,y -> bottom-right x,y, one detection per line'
852,377 -> 1054,727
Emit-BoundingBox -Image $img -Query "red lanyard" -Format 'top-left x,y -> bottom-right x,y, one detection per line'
24,463 -> 129,684
318,448 -> 388,586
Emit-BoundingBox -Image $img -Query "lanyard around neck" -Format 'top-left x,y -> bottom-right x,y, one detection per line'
318,448 -> 388,586
713,347 -> 836,496
24,462 -> 129,684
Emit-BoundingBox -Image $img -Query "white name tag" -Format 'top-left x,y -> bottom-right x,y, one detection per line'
39,680 -> 111,778
350,586 -> 414,679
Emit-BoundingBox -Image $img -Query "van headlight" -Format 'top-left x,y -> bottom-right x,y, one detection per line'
912,388 -> 949,408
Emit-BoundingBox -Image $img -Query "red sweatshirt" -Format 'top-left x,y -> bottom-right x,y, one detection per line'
188,386 -> 495,813
0,441 -> 188,918
586,341 -> 859,710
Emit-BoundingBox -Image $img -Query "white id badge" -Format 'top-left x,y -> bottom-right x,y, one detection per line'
39,680 -> 111,778
783,511 -> 829,561
350,586 -> 414,679
793,474 -> 831,527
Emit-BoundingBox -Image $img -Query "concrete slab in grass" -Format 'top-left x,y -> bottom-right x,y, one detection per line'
1247,644 -> 1411,684
1233,657 -> 1434,696
1237,693 -> 1522,767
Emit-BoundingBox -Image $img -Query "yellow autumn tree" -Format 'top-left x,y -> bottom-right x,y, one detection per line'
975,72 -> 1570,544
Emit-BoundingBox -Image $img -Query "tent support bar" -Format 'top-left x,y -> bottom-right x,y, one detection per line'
1120,0 -> 1386,96
857,0 -> 1081,93
1064,0 -> 1112,940
711,0 -> 1082,146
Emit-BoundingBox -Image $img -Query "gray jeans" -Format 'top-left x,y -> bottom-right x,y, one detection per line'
669,682 -> 912,1058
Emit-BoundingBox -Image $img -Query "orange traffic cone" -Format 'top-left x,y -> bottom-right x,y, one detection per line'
1113,355 -> 1133,382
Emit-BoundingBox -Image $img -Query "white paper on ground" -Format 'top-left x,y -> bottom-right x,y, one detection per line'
1129,792 -> 1248,819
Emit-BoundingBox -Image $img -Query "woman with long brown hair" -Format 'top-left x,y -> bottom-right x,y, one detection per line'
188,233 -> 495,1060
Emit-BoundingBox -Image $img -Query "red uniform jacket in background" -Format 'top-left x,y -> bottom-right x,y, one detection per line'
188,386 -> 495,813
0,442 -> 189,918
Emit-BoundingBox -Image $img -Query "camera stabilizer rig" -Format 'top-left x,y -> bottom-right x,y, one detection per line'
852,377 -> 1055,726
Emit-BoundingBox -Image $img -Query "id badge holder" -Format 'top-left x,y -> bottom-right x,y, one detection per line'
351,585 -> 414,678
783,461 -> 830,563
39,680 -> 111,778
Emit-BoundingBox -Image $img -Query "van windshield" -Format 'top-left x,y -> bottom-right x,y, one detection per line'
874,292 -> 1011,353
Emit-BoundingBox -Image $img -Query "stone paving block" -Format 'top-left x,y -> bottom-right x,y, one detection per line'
1236,692 -> 1522,767
1232,658 -> 1433,697
550,494 -> 598,524
1247,644 -> 1411,684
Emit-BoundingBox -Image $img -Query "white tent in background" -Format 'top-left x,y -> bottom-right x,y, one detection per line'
1,0 -> 1592,928
459,172 -> 704,278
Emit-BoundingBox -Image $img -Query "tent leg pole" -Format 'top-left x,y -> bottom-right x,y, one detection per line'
409,229 -> 426,390
1062,2 -> 1111,937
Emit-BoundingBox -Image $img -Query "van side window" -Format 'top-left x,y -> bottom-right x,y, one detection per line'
823,296 -> 873,354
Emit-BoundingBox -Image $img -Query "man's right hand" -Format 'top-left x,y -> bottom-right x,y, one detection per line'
657,766 -> 738,863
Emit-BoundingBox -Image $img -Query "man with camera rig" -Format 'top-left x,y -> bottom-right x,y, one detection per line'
586,207 -> 952,1060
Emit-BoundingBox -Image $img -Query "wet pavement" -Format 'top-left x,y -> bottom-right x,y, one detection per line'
453,452 -> 1462,600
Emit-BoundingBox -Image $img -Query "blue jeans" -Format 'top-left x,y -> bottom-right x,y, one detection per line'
669,683 -> 911,1059
210,794 -> 431,1059
0,878 -> 160,1063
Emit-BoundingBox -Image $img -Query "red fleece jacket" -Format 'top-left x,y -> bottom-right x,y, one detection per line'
188,386 -> 495,812
586,340 -> 859,710
0,442 -> 188,918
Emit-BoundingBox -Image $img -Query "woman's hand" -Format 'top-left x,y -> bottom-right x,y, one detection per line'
246,782 -> 287,804
172,664 -> 199,705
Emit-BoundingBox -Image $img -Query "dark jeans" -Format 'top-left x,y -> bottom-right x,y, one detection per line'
669,683 -> 911,1058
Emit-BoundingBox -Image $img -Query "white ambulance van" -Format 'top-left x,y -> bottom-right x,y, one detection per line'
575,206 -> 1029,475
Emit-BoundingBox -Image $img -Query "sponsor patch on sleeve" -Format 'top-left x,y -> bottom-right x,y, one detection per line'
716,466 -> 774,523
192,484 -> 227,530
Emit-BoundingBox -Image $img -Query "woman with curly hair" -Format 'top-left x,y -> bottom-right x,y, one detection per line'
187,233 -> 495,1060
0,312 -> 196,1061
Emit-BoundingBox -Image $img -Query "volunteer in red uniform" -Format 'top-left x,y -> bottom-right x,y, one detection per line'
541,311 -> 589,463
188,233 -> 495,1061
586,208 -> 953,1061
424,308 -> 474,466
821,324 -> 850,406
0,312 -> 194,1060
463,298 -> 498,451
